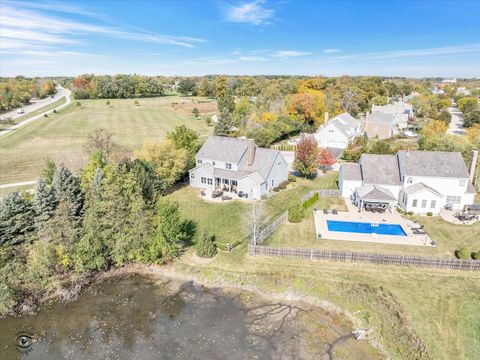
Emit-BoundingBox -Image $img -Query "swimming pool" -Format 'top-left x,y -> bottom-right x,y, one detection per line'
326,220 -> 407,236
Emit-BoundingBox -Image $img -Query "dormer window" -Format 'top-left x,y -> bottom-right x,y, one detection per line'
197,159 -> 202,164
226,163 -> 232,170
212,161 -> 216,165
407,177 -> 412,184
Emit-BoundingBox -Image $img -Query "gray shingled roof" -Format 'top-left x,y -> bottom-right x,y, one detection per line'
356,185 -> 396,202
329,113 -> 360,137
403,182 -> 443,197
197,136 -> 250,163
397,150 -> 469,178
341,163 -> 362,181
197,136 -> 282,182
368,111 -> 395,123
360,154 -> 401,185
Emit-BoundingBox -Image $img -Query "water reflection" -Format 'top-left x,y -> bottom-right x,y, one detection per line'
0,274 -> 382,359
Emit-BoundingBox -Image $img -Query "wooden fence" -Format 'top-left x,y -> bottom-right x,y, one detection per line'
256,211 -> 288,244
248,244 -> 480,271
270,144 -> 297,152
300,189 -> 340,203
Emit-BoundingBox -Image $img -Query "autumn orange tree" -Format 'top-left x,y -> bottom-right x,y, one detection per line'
319,149 -> 336,169
420,120 -> 448,138
293,135 -> 320,177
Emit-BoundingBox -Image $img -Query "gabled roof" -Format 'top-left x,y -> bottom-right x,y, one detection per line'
325,112 -> 360,137
397,150 -> 469,178
360,154 -> 401,185
196,135 -> 283,182
341,163 -> 362,181
196,136 -> 250,163
356,185 -> 397,202
368,111 -> 396,124
372,101 -> 413,115
403,182 -> 443,198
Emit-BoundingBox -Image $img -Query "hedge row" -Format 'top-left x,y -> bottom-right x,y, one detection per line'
302,192 -> 319,209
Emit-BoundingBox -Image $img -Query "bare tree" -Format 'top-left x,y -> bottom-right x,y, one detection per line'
83,128 -> 117,159
243,200 -> 268,245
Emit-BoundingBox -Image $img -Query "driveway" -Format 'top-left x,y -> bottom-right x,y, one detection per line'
447,105 -> 465,135
0,86 -> 72,137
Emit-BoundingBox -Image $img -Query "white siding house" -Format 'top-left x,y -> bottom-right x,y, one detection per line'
189,136 -> 289,200
339,150 -> 477,215
314,113 -> 362,149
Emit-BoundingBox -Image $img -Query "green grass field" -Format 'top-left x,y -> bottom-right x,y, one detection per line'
167,173 -> 340,248
0,96 -> 213,184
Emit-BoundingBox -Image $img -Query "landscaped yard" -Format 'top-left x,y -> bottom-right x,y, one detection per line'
167,173 -> 341,248
0,96 -> 214,184
266,204 -> 480,258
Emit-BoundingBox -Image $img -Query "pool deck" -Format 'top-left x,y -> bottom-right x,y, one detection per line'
314,201 -> 434,247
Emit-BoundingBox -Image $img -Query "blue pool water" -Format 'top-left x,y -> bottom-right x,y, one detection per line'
326,220 -> 407,236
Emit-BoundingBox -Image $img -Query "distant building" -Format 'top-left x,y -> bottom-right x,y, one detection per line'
364,111 -> 407,139
313,112 -> 362,149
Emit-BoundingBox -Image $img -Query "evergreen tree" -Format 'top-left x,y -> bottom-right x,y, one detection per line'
215,87 -> 235,136
196,229 -> 217,258
40,158 -> 56,185
52,164 -> 84,224
0,193 -> 35,246
33,179 -> 58,228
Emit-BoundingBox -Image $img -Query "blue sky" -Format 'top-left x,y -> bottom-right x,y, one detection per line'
1,0 -> 480,77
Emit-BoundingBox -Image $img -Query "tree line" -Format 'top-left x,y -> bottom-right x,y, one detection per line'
0,76 -> 56,112
0,126 -> 216,315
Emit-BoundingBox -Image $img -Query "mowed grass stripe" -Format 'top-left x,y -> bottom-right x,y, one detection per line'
0,97 -> 212,184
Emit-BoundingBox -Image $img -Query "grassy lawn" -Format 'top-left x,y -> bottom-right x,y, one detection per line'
0,184 -> 34,197
175,247 -> 480,360
267,209 -> 480,258
0,96 -> 213,184
167,173 -> 340,248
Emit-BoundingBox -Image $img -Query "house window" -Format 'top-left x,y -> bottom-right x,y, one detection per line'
328,129 -> 334,133
407,177 -> 412,184
412,199 -> 417,208
421,200 -> 427,208
207,178 -> 213,185
403,193 -> 407,204
278,162 -> 281,165
191,173 -> 195,179
232,180 -> 237,186
201,177 -> 206,184
446,195 -> 461,205
430,200 -> 436,208
212,161 -> 216,165
271,179 -> 274,186
197,159 -> 202,164
226,163 -> 232,170
459,179 -> 466,186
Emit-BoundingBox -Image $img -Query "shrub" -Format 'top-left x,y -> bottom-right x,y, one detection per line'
192,107 -> 199,118
196,229 -> 217,258
288,200 -> 305,223
274,181 -> 288,192
106,100 -> 110,105
134,100 -> 140,106
407,211 -> 414,216
205,117 -> 212,126
472,251 -> 480,260
456,246 -> 472,259
53,109 -> 57,114
44,113 -> 48,117
302,193 -> 319,209
288,174 -> 297,183
396,207 -> 405,215
426,212 -> 433,216
76,101 -> 81,107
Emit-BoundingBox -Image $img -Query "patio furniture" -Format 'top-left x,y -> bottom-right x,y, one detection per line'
317,233 -> 322,239
413,229 -> 426,235
332,209 -> 338,215
200,191 -> 206,197
411,224 -> 424,231
323,209 -> 329,214
445,204 -> 453,211
212,189 -> 223,198
221,195 -> 232,201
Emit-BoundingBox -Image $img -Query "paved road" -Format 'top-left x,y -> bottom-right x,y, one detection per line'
0,86 -> 72,137
0,180 -> 36,189
447,102 -> 466,135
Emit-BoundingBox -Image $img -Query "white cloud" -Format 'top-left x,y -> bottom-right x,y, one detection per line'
317,43 -> 480,64
225,1 -> 274,26
323,48 -> 340,54
271,50 -> 311,58
239,56 -> 268,62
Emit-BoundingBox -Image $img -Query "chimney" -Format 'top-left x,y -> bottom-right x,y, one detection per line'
324,111 -> 329,124
470,150 -> 478,183
247,139 -> 256,166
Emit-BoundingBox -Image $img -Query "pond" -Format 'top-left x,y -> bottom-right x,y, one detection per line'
0,274 -> 382,359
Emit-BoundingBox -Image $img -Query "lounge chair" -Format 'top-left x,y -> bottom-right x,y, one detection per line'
411,224 -> 424,231
332,209 -> 338,215
413,229 -> 426,235
323,209 -> 329,214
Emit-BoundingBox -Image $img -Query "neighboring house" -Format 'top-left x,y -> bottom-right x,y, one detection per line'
456,87 -> 471,96
364,112 -> 400,139
313,112 -> 362,149
339,150 -> 477,214
189,136 -> 289,200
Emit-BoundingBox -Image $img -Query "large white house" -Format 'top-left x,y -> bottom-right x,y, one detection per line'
365,101 -> 413,139
313,112 -> 362,149
339,150 -> 477,214
189,136 -> 289,200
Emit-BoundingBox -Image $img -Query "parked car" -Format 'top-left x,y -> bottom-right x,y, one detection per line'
17,108 -> 25,114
